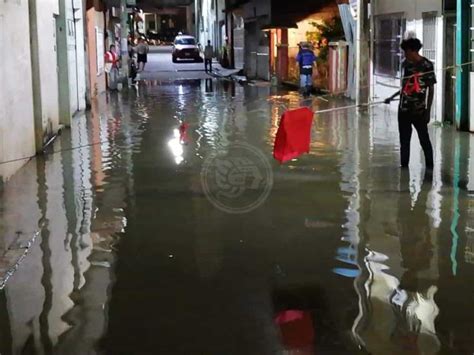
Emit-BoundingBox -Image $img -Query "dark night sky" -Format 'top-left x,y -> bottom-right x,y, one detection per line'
271,0 -> 338,25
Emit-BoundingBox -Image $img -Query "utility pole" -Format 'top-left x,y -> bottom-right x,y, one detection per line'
120,0 -> 129,80
355,0 -> 370,106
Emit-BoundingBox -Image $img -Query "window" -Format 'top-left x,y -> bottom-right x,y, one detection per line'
374,14 -> 405,78
175,37 -> 196,45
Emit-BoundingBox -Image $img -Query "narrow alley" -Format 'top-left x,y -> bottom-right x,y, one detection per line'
2,0 -> 474,354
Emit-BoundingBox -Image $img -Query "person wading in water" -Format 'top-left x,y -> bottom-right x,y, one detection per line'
385,38 -> 436,169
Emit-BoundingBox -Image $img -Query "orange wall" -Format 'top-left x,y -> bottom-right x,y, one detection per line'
87,8 -> 106,98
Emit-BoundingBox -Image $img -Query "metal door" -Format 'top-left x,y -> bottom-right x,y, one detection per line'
67,16 -> 79,113
444,15 -> 456,123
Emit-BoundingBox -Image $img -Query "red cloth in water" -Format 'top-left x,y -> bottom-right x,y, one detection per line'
273,107 -> 313,163
275,310 -> 315,349
179,122 -> 189,143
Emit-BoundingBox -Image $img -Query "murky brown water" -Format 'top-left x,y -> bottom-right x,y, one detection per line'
0,79 -> 474,354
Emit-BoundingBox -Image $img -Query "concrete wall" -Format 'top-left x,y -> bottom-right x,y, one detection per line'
0,0 -> 95,183
86,7 -> 106,98
374,0 -> 442,20
0,1 -> 36,181
371,0 -> 444,122
242,0 -> 271,80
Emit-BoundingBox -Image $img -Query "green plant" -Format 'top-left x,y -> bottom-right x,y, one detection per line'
306,17 -> 344,62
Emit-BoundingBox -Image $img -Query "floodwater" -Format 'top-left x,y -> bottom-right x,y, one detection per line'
0,79 -> 474,355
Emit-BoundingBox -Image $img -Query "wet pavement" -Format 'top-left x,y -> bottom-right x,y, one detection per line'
139,46 -> 215,81
1,78 -> 474,355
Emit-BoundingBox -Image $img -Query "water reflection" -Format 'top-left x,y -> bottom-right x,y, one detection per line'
0,92 -> 144,353
0,81 -> 473,354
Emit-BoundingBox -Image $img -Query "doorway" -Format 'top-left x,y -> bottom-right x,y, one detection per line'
444,14 -> 456,123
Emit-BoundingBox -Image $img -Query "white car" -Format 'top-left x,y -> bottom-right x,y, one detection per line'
172,35 -> 203,63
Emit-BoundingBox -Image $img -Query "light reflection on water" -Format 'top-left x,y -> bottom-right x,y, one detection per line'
0,80 -> 473,354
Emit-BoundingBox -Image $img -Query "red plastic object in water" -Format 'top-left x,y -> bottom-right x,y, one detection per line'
273,107 -> 314,163
179,122 -> 189,144
275,310 -> 315,350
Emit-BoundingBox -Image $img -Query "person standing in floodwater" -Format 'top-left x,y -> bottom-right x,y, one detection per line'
136,38 -> 149,72
204,40 -> 214,73
385,38 -> 436,169
296,43 -> 317,97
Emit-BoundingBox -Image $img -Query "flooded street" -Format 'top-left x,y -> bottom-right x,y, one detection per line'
1,78 -> 474,354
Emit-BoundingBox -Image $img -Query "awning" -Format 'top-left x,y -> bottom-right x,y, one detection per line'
261,22 -> 298,31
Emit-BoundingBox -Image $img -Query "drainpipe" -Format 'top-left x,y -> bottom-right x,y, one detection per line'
455,0 -> 469,131
28,0 -> 44,152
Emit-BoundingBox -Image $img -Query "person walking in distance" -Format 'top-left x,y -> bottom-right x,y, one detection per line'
296,42 -> 317,97
136,37 -> 149,72
204,40 -> 214,73
385,38 -> 436,169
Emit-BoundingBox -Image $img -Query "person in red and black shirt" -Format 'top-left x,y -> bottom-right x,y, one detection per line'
385,38 -> 436,169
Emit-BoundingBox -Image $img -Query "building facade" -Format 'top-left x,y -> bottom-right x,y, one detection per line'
85,0 -> 107,100
0,0 -> 89,183
359,0 -> 473,132
370,0 -> 445,124
195,0 -> 226,59
0,0 -> 145,182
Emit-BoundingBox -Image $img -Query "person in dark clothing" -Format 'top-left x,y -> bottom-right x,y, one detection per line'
385,38 -> 436,169
204,40 -> 213,73
296,43 -> 317,97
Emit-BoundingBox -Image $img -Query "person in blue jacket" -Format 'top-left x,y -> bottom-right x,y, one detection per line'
296,42 -> 317,97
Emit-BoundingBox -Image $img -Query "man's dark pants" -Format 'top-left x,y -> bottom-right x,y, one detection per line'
398,110 -> 434,168
205,59 -> 212,73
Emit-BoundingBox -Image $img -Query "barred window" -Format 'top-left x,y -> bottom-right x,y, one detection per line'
374,14 -> 405,78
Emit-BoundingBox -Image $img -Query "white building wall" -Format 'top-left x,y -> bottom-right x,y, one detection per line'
0,1 -> 36,181
197,0 -> 215,48
371,0 -> 444,123
197,0 -> 226,52
36,0 -> 61,139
